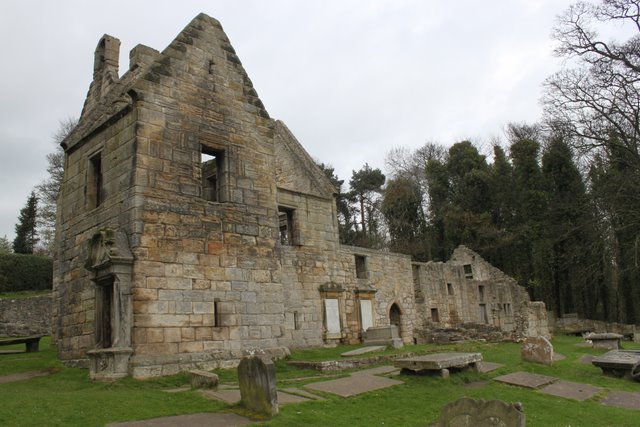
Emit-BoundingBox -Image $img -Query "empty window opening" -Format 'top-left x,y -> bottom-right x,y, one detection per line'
431,308 -> 440,323
214,299 -> 222,327
88,152 -> 103,209
208,60 -> 215,74
447,283 -> 454,295
96,280 -> 113,348
278,207 -> 296,245
478,285 -> 485,302
355,255 -> 367,279
201,148 -> 225,202
463,264 -> 473,279
503,303 -> 512,315
294,311 -> 302,330
479,304 -> 488,324
412,265 -> 420,286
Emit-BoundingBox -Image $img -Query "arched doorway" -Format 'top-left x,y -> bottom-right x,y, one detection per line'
389,303 -> 402,329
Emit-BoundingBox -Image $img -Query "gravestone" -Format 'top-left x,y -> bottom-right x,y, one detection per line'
521,336 -> 554,365
190,369 -> 219,389
238,356 -> 278,417
363,325 -> 403,348
432,397 -> 525,427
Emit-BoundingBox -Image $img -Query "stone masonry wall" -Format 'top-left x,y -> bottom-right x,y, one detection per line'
0,294 -> 52,336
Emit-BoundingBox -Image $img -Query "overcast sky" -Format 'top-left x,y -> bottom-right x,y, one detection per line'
0,0 -> 576,242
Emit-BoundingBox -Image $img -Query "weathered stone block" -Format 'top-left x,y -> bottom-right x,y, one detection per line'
238,356 -> 278,417
190,369 -> 219,389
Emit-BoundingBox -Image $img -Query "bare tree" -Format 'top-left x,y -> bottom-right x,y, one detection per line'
37,117 -> 77,254
543,0 -> 640,168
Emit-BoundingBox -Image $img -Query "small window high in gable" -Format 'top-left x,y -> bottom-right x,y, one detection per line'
201,147 -> 225,203
355,255 -> 367,279
278,206 -> 298,246
87,151 -> 104,209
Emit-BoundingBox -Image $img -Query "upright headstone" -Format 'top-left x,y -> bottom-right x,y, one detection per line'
433,397 -> 525,427
238,356 -> 278,417
521,336 -> 554,366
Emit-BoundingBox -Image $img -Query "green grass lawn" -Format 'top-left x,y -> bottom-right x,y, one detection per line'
0,335 -> 639,426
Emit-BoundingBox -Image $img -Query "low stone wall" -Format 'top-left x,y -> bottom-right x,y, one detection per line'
418,323 -> 512,344
0,294 -> 52,336
549,312 -> 638,341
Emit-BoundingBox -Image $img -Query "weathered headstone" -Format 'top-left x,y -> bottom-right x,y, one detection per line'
592,349 -> 640,378
362,325 -> 403,348
432,397 -> 525,427
521,336 -> 553,365
238,356 -> 278,417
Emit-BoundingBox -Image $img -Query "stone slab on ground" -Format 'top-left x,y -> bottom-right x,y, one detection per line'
395,352 -> 482,373
462,380 -> 487,388
201,389 -> 311,405
600,391 -> 640,410
106,413 -> 253,427
493,372 -> 558,389
553,352 -> 566,362
352,365 -> 399,376
201,389 -> 242,404
0,369 -> 52,384
578,354 -> 596,364
477,362 -> 503,373
282,387 -> 325,400
163,386 -> 190,393
305,374 -> 403,397
341,346 -> 386,357
540,380 -> 602,401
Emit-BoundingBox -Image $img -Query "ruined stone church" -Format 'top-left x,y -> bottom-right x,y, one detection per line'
53,14 -> 548,379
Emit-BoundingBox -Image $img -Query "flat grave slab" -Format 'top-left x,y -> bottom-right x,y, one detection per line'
395,352 -> 482,377
540,380 -> 602,401
352,365 -> 399,376
600,390 -> 640,410
493,372 -> 557,389
553,352 -> 566,362
305,374 -> 403,397
0,369 -> 52,384
478,362 -> 503,373
281,387 -> 325,401
578,354 -> 596,364
592,350 -> 640,377
107,413 -> 253,427
341,346 -> 386,357
201,389 -> 311,405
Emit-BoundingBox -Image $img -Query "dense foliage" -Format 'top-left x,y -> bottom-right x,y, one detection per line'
324,0 -> 640,324
0,253 -> 53,292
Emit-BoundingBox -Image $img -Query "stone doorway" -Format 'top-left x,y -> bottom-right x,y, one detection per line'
389,303 -> 402,329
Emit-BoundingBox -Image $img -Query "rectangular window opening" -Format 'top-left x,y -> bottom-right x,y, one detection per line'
278,206 -> 296,245
504,303 -> 512,315
214,299 -> 222,327
431,308 -> 440,323
355,255 -> 367,279
479,285 -> 485,302
201,147 -> 225,203
88,152 -> 103,209
447,283 -> 454,295
463,264 -> 473,279
479,304 -> 488,324
294,311 -> 302,330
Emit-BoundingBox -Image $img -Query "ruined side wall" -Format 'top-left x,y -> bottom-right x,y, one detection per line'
53,110 -> 138,361
0,295 -> 52,336
413,246 -> 532,342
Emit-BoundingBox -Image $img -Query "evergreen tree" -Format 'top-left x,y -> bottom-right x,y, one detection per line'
349,164 -> 385,247
0,235 -> 12,254
13,191 -> 39,254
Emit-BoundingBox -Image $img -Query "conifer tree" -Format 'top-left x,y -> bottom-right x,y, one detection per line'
13,191 -> 39,254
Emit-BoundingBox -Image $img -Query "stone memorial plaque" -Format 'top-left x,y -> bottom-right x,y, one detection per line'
359,299 -> 374,331
325,299 -> 341,335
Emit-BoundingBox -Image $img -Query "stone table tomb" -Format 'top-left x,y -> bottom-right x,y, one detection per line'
395,352 -> 482,378
592,350 -> 640,379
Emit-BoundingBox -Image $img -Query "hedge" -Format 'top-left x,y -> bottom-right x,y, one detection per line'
0,253 -> 53,293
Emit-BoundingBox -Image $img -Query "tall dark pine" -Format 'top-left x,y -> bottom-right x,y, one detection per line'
13,191 -> 39,254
